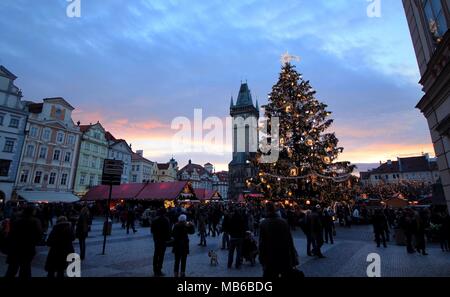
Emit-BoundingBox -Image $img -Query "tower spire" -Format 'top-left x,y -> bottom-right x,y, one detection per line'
230,95 -> 234,108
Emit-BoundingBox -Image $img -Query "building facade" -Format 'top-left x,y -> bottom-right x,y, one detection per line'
131,150 -> 155,183
228,82 -> 259,201
178,160 -> 215,190
213,170 -> 229,200
403,0 -> 450,209
15,98 -> 81,198
0,66 -> 28,202
105,132 -> 133,184
73,123 -> 108,195
361,155 -> 440,186
155,158 -> 178,182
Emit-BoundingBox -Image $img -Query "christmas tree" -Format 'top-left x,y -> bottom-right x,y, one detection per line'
248,60 -> 355,203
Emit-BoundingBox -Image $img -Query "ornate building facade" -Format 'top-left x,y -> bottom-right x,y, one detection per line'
73,122 -> 108,195
105,131 -> 133,184
228,82 -> 259,201
15,97 -> 81,201
403,0 -> 450,209
0,66 -> 28,202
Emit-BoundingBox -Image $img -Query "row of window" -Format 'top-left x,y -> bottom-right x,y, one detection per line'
19,170 -> 69,186
84,142 -> 107,154
79,174 -> 102,187
29,126 -> 76,145
0,113 -> 21,128
24,144 -> 72,162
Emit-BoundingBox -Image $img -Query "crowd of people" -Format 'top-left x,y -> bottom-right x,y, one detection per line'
1,198 -> 450,278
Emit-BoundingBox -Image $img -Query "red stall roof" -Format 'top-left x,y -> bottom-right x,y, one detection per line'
195,188 -> 221,201
82,181 -> 193,201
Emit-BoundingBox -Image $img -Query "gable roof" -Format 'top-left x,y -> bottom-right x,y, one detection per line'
43,97 -> 75,110
131,152 -> 153,164
157,163 -> 170,170
215,171 -> 228,182
178,162 -> 209,177
105,131 -> 117,141
399,156 -> 431,172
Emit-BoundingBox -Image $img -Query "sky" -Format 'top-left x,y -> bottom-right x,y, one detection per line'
0,0 -> 434,172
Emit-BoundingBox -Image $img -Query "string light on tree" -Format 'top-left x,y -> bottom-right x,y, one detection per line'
248,53 -> 355,203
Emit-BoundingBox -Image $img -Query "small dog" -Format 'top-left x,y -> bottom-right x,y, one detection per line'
208,250 -> 219,266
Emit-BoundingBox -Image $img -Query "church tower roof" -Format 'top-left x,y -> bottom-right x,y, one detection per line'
235,83 -> 253,107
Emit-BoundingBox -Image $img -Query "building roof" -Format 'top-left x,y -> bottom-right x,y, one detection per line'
235,83 -> 254,107
215,171 -> 228,182
105,131 -> 117,141
0,65 -> 17,80
43,97 -> 75,110
398,156 -> 431,172
195,188 -> 221,200
369,155 -> 438,175
131,152 -> 153,164
178,162 -> 210,177
157,163 -> 170,170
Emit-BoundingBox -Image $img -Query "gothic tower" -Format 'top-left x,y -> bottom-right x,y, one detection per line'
228,82 -> 259,201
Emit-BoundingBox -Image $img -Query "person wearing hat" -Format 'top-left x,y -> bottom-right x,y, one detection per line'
172,214 -> 195,277
45,216 -> 75,278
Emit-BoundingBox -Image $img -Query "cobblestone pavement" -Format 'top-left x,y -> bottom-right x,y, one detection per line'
1,218 -> 450,277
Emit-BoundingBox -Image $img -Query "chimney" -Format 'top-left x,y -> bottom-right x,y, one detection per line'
387,160 -> 392,165
136,150 -> 143,157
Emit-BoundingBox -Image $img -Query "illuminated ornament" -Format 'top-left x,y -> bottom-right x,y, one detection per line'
306,200 -> 311,205
280,51 -> 301,65
288,191 -> 293,196
285,200 -> 290,205
285,105 -> 292,112
277,177 -> 281,181
267,184 -> 271,189
305,137 -> 314,146
280,138 -> 285,145
259,172 -> 264,177
289,167 -> 298,177
326,146 -> 333,152
323,156 -> 331,164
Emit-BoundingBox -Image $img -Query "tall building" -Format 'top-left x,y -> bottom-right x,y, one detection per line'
73,122 -> 108,195
105,132 -> 133,184
228,82 -> 259,201
15,97 -> 81,201
0,66 -> 28,202
131,150 -> 156,183
403,0 -> 450,209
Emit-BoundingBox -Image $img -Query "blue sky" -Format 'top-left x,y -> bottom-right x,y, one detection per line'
0,0 -> 433,171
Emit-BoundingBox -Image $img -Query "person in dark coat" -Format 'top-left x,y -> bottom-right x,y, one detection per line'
372,209 -> 388,248
259,202 -> 299,278
5,205 -> 43,278
298,211 -> 313,256
227,209 -> 246,269
197,211 -> 207,247
45,216 -> 75,278
172,214 -> 195,277
75,206 -> 90,260
414,209 -> 429,255
310,205 -> 325,258
400,209 -> 416,254
221,210 -> 231,250
151,208 -> 171,277
126,207 -> 137,234
323,207 -> 335,244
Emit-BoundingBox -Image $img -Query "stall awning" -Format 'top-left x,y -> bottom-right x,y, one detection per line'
17,191 -> 80,203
